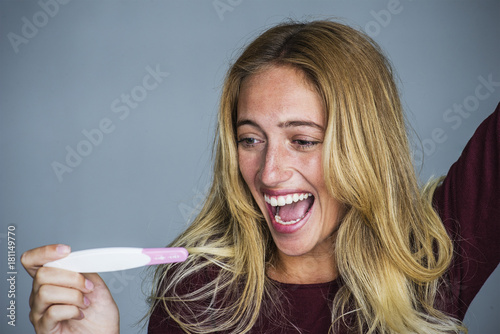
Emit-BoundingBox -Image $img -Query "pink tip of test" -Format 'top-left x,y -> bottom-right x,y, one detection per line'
142,248 -> 189,265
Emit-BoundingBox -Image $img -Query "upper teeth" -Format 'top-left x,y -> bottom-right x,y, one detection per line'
264,193 -> 312,207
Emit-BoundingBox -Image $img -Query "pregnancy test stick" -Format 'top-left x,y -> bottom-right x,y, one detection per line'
44,247 -> 189,273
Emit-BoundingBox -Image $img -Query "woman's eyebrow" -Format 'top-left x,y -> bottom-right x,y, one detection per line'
279,120 -> 324,131
236,119 -> 261,130
236,119 -> 324,131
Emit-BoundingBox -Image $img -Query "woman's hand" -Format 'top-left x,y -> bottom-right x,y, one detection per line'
21,244 -> 120,334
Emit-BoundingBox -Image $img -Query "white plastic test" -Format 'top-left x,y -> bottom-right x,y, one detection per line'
44,247 -> 189,273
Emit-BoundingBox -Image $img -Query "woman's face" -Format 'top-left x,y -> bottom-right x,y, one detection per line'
236,66 -> 343,259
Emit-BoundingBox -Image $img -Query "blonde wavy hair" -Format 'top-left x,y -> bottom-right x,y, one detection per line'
148,20 -> 466,333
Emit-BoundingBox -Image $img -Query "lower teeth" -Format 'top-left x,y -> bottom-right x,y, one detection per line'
274,214 -> 304,225
273,197 -> 312,225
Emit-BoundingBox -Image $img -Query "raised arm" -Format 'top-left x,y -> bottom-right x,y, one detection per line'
433,102 -> 500,319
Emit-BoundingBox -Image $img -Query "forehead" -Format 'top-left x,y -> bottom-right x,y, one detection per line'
237,66 -> 324,125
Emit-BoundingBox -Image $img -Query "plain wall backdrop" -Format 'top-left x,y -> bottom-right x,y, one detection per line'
1,1 -> 499,333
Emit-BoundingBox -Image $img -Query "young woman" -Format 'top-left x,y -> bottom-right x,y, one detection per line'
22,20 -> 499,334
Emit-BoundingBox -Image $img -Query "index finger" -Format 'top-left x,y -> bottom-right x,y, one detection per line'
21,244 -> 71,277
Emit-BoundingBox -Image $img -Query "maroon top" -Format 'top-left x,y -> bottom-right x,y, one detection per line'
148,103 -> 500,333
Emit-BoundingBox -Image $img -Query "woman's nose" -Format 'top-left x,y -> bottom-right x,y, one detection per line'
259,144 -> 293,187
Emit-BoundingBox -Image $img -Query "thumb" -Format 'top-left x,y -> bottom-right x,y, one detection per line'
21,244 -> 71,277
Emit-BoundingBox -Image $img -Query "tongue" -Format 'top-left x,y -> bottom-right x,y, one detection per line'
277,197 -> 313,222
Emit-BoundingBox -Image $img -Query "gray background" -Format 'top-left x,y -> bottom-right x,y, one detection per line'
1,0 -> 499,333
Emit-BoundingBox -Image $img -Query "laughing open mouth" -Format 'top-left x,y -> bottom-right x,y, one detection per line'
264,192 -> 314,225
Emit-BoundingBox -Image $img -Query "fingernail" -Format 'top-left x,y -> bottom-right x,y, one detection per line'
85,279 -> 94,291
56,244 -> 71,254
79,310 -> 85,319
83,296 -> 90,306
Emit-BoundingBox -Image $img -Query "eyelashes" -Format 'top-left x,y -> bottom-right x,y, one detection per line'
293,139 -> 320,150
236,137 -> 321,150
237,137 -> 262,147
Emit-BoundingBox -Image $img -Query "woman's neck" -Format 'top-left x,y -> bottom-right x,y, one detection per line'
266,247 -> 338,284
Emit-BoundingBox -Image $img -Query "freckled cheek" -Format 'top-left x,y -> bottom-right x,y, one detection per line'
238,151 -> 261,187
298,154 -> 324,183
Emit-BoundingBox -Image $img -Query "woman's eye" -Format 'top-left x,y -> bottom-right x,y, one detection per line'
293,139 -> 320,149
237,137 -> 260,147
